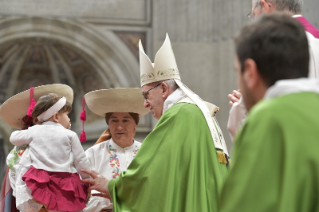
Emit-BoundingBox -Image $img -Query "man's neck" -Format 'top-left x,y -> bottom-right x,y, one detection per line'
162,88 -> 185,114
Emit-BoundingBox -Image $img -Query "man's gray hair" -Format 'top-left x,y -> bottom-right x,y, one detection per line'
253,0 -> 303,14
162,79 -> 179,91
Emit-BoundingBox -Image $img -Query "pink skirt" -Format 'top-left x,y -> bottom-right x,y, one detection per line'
22,166 -> 88,211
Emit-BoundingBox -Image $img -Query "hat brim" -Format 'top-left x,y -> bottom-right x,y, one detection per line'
0,84 -> 73,129
84,88 -> 149,117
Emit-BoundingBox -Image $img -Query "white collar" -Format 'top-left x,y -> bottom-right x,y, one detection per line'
41,121 -> 62,127
162,88 -> 186,114
110,138 -> 136,150
264,78 -> 319,99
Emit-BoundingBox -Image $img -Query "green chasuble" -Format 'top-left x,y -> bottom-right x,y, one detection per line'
220,92 -> 319,212
108,103 -> 228,212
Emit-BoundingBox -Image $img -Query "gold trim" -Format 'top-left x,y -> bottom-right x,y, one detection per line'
216,150 -> 227,164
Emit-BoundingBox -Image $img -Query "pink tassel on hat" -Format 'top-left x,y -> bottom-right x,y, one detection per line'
79,96 -> 86,142
27,87 -> 36,116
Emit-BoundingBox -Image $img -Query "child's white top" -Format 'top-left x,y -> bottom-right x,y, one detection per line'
10,121 -> 91,179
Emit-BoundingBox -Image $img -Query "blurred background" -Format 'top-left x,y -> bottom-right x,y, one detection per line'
0,0 -> 318,189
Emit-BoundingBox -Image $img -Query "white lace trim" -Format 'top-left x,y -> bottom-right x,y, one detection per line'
84,195 -> 113,212
16,184 -> 42,212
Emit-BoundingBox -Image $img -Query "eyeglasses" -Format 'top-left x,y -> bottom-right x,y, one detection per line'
247,3 -> 259,20
142,83 -> 162,100
247,10 -> 255,20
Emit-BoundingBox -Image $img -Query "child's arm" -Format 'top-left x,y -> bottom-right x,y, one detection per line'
70,133 -> 92,179
10,130 -> 32,147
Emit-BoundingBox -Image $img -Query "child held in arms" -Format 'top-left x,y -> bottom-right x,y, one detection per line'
10,93 -> 91,212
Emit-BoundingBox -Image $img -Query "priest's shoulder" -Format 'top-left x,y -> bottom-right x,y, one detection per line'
247,97 -> 288,122
171,102 -> 201,113
166,102 -> 202,117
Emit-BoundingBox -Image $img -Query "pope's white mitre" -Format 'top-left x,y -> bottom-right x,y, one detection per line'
139,34 -> 181,86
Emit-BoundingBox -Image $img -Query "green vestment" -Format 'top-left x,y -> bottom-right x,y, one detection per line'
108,103 -> 228,212
220,92 -> 319,212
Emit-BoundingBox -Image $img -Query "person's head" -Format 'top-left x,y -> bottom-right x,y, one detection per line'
142,79 -> 179,119
105,112 -> 138,147
235,13 -> 309,111
84,88 -> 149,145
249,0 -> 303,19
139,34 -> 181,120
32,93 -> 72,128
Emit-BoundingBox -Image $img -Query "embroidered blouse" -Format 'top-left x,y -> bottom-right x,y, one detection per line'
84,138 -> 141,211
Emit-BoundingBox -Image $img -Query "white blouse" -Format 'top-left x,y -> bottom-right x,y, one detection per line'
84,138 -> 141,211
10,121 -> 92,179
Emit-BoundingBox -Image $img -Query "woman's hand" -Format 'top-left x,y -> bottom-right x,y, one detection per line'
82,169 -> 111,199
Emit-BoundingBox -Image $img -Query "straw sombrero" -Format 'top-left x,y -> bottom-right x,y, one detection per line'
84,88 -> 149,117
0,84 -> 73,129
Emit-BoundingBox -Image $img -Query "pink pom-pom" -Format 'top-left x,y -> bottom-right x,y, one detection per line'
80,96 -> 86,142
27,87 -> 36,116
80,109 -> 86,121
80,131 -> 86,142
27,99 -> 36,116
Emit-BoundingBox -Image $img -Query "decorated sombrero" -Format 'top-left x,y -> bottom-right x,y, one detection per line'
0,84 -> 73,129
84,88 -> 149,117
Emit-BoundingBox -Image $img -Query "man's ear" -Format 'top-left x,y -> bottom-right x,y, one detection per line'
161,82 -> 170,98
260,0 -> 273,13
243,58 -> 260,90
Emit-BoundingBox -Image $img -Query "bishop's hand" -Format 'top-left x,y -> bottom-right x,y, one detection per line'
82,169 -> 111,199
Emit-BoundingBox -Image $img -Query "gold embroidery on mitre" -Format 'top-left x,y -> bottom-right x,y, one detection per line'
140,73 -> 155,83
157,68 -> 180,78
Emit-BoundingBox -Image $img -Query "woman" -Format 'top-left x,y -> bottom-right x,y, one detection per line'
83,88 -> 149,212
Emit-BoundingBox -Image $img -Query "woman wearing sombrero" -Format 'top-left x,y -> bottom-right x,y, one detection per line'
83,88 -> 149,212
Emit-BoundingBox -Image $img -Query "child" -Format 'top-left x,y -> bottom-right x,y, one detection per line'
10,93 -> 91,212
